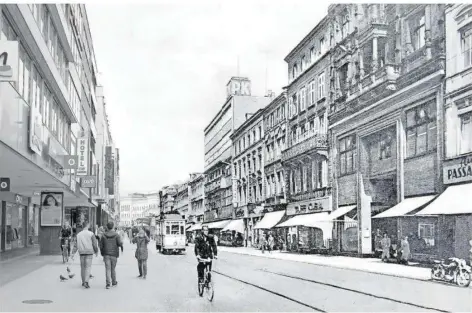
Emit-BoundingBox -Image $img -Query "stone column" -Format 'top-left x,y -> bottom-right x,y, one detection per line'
372,37 -> 378,72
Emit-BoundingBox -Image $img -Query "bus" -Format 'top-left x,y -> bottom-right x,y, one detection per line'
155,213 -> 186,254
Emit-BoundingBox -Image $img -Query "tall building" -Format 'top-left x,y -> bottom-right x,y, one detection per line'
159,185 -> 178,213
280,16 -> 332,250
0,4 -> 118,256
203,77 -> 271,227
231,108 -> 265,246
328,4 -> 446,257
188,173 -> 204,224
175,181 -> 190,221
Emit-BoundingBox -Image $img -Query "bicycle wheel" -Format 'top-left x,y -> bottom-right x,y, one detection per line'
205,280 -> 214,301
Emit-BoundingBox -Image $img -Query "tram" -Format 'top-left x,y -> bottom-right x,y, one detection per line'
155,212 -> 186,254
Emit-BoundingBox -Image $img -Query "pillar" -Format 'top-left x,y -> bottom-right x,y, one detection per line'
372,37 -> 378,72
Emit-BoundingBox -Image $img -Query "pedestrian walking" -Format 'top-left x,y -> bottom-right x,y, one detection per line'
400,236 -> 410,265
76,222 -> 99,289
380,233 -> 391,262
100,221 -> 124,289
261,235 -> 267,254
268,233 -> 275,253
132,227 -> 150,279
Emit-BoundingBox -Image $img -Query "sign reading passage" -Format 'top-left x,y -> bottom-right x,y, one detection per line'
77,134 -> 89,176
443,154 -> 472,185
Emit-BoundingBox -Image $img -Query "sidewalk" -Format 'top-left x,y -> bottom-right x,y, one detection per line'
0,245 -> 40,263
214,245 -> 432,281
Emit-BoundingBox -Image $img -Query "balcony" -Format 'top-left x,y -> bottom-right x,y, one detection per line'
289,187 -> 332,202
282,133 -> 328,162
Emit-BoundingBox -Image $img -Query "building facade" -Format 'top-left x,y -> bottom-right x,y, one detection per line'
203,77 -> 271,226
119,192 -> 159,227
188,173 -> 204,224
231,109 -> 265,246
175,181 -> 190,221
327,4 -> 447,257
0,4 -> 118,256
159,185 -> 177,214
281,16 -> 332,251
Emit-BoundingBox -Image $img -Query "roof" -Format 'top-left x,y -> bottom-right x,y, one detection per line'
284,16 -> 329,63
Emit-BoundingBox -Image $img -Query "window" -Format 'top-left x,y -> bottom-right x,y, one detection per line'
418,223 -> 435,247
300,87 -> 306,111
292,63 -> 298,80
460,112 -> 472,154
309,80 -> 316,105
339,135 -> 357,176
379,131 -> 394,160
301,55 -> 306,72
320,37 -> 326,55
461,27 -> 472,69
406,101 -> 437,158
339,63 -> 349,95
318,72 -> 325,98
310,47 -> 315,64
410,12 -> 426,51
302,167 -> 308,192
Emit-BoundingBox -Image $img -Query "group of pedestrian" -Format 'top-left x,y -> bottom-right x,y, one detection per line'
261,233 -> 275,254
65,221 -> 152,289
380,233 -> 410,265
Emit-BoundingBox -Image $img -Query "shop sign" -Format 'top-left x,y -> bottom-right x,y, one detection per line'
40,192 -> 63,226
443,155 -> 472,184
0,177 -> 10,191
0,41 -> 19,83
80,176 -> 97,188
77,134 -> 89,176
286,196 -> 331,216
64,155 -> 78,170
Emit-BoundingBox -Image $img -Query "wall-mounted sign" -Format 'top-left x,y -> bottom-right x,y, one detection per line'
40,192 -> 63,226
443,154 -> 472,185
286,196 -> 331,216
80,175 -> 97,188
0,177 -> 10,191
226,77 -> 251,98
77,134 -> 89,176
64,155 -> 78,170
0,41 -> 19,83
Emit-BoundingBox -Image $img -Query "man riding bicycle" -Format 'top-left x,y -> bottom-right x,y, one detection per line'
59,221 -> 72,256
194,225 -> 217,284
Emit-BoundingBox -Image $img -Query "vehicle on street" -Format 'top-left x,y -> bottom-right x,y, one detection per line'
431,257 -> 471,287
155,212 -> 186,254
198,258 -> 214,301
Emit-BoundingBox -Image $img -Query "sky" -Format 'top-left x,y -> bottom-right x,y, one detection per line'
86,0 -> 330,196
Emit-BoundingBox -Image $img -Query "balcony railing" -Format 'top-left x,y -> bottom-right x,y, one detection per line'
282,133 -> 328,161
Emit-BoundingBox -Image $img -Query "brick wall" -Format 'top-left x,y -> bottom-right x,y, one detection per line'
404,153 -> 437,196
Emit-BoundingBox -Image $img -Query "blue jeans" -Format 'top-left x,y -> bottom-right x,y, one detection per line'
80,255 -> 93,284
103,255 -> 117,285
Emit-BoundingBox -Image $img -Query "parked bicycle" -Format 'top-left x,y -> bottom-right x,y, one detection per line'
198,258 -> 215,301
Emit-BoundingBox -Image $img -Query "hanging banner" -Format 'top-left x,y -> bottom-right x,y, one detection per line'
77,133 -> 89,176
40,192 -> 63,226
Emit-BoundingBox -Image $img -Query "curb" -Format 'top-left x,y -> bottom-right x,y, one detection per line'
218,247 -> 432,283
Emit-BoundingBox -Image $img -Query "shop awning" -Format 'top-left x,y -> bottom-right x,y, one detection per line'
373,195 -> 436,218
187,223 -> 202,232
222,219 -> 245,233
415,183 -> 472,215
203,219 -> 231,229
254,211 -> 285,229
276,212 -> 330,228
328,205 -> 356,221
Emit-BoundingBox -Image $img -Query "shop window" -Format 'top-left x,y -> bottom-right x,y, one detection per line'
339,135 -> 357,176
462,26 -> 472,69
379,131 -> 394,160
320,37 -> 326,55
418,223 -> 435,247
406,101 -> 437,158
460,112 -> 472,154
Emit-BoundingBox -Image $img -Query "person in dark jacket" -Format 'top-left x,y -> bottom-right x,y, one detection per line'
194,226 -> 217,284
99,221 -> 124,289
132,227 -> 150,279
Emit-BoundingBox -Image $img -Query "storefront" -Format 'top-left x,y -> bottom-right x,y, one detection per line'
253,210 -> 286,249
0,192 -> 34,254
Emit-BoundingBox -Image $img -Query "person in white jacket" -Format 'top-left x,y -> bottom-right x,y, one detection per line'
76,222 -> 98,289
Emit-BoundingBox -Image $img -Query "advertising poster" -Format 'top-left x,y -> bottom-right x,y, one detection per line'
76,207 -> 90,230
40,192 -> 63,226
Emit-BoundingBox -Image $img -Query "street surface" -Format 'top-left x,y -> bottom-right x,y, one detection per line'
0,238 -> 470,312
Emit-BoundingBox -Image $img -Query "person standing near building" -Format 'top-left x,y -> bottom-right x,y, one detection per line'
380,233 -> 391,262
400,236 -> 410,265
268,233 -> 275,253
76,222 -> 99,289
100,222 -> 123,289
132,227 -> 150,279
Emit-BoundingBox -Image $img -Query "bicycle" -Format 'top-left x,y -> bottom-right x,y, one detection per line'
61,237 -> 71,263
197,258 -> 215,301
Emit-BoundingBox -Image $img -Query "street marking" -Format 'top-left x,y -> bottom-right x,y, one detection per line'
261,270 -> 452,313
